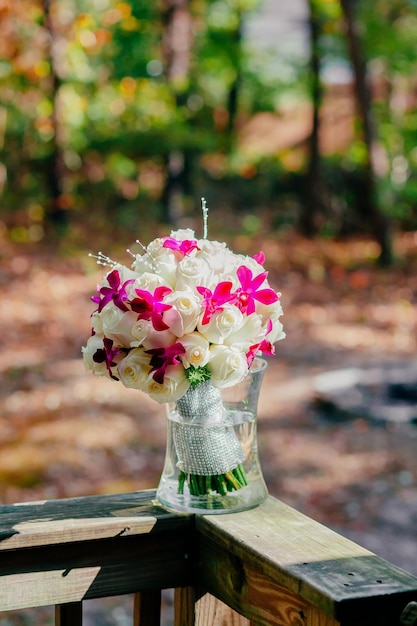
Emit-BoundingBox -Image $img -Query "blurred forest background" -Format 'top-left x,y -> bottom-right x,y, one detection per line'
1,0 -> 417,621
2,0 -> 417,254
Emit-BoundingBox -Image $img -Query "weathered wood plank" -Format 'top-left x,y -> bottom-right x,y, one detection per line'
197,534 -> 311,626
133,590 -> 161,626
1,517 -> 158,550
0,490 -> 189,550
55,601 -> 83,626
0,514 -> 195,611
307,606 -> 340,626
196,497 -> 417,626
1,492 -> 416,626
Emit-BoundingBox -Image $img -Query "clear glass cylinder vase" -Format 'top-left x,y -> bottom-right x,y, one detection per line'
156,357 -> 268,514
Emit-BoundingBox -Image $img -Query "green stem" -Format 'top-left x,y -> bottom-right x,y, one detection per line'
178,471 -> 186,494
235,463 -> 248,487
179,465 -> 248,497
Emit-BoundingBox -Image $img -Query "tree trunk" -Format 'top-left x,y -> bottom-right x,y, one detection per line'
300,0 -> 323,237
43,0 -> 68,235
340,0 -> 392,265
226,12 -> 243,139
160,0 -> 193,225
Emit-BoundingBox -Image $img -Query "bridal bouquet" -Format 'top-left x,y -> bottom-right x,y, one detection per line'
83,216 -> 285,498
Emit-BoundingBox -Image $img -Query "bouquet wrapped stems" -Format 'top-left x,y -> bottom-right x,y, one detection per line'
178,464 -> 248,497
173,380 -> 248,497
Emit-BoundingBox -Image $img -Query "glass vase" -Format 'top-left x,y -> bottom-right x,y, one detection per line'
156,357 -> 268,514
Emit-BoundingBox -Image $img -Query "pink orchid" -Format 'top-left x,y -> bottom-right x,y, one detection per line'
196,281 -> 234,325
163,237 -> 200,256
92,269 -> 135,313
246,337 -> 275,367
93,337 -> 123,380
129,286 -> 172,331
253,251 -> 266,265
146,342 -> 186,384
234,265 -> 279,315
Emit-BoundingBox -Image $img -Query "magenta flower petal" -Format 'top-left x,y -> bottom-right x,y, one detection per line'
146,343 -> 185,383
92,269 -> 134,313
197,281 -> 233,325
163,238 -> 200,256
93,337 -> 123,380
234,265 -> 278,314
253,251 -> 266,265
253,289 -> 279,305
236,265 -> 252,289
129,286 -> 172,331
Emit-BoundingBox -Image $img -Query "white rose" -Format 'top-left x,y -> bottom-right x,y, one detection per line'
152,251 -> 178,287
131,238 -> 164,271
196,240 -> 235,277
82,334 -> 108,377
197,241 -> 245,286
197,304 -> 244,344
224,253 -> 271,291
117,348 -> 151,390
223,313 -> 265,350
132,239 -> 178,287
91,312 -> 103,336
126,273 -> 164,299
142,326 -> 177,350
208,344 -> 248,388
98,306 -> 138,347
143,364 -> 190,403
169,228 -> 196,240
265,319 -> 286,344
180,332 -> 210,368
175,255 -> 214,290
129,316 -> 177,349
131,252 -> 157,275
237,254 -> 265,276
102,263 -> 137,285
81,334 -> 122,379
109,263 -> 137,284
163,290 -> 201,335
255,296 -> 283,322
131,319 -> 151,346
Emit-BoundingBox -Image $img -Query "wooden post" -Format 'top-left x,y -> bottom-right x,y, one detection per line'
174,587 -> 196,626
55,601 -> 82,626
133,590 -> 161,626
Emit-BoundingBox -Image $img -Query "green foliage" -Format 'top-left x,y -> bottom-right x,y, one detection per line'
1,0 -> 417,245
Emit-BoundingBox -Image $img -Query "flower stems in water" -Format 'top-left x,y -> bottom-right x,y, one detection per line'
177,464 -> 248,496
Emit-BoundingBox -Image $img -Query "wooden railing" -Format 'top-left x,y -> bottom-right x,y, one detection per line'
0,489 -> 416,625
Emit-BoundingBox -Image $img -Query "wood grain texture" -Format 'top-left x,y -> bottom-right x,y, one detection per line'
0,492 -> 416,626
306,606 -> 340,626
196,593 -> 251,626
0,531 -> 194,611
0,490 -> 189,550
174,587 -> 196,626
198,534 -> 310,626
196,497 -> 417,626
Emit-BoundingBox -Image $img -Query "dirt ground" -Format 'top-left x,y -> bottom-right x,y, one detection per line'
1,229 -> 417,594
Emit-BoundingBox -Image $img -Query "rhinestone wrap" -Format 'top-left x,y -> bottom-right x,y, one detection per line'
174,382 -> 244,475
176,380 -> 223,422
